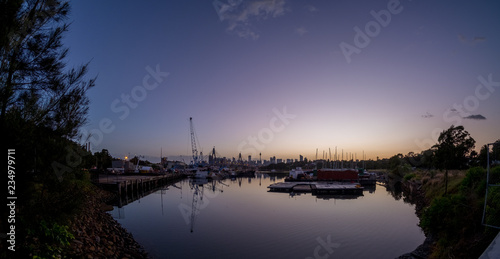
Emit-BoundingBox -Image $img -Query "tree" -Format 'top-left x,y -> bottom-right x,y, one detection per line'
492,140 -> 500,163
94,149 -> 112,170
478,140 -> 500,167
0,0 -> 95,138
1,0 -> 95,197
433,125 -> 475,194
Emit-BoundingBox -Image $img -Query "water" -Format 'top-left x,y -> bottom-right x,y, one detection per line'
110,174 -> 425,259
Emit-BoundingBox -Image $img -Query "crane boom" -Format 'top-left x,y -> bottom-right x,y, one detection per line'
190,117 -> 199,166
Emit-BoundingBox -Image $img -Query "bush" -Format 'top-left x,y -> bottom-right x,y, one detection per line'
420,196 -> 453,233
29,220 -> 74,258
490,166 -> 500,184
460,167 -> 485,195
484,186 -> 500,228
484,167 -> 500,229
404,173 -> 417,181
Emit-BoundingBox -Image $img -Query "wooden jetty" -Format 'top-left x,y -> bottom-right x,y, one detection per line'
95,173 -> 186,206
268,181 -> 363,195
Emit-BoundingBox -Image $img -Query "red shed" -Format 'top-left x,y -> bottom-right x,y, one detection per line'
317,169 -> 359,181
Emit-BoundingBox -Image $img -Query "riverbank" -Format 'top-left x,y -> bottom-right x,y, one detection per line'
63,186 -> 148,258
395,168 -> 500,258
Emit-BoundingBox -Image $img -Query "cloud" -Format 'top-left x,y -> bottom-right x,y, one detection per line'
216,0 -> 287,40
463,114 -> 486,120
473,37 -> 486,43
458,34 -> 486,45
421,112 -> 434,119
458,34 -> 467,43
306,5 -> 318,13
296,26 -> 307,36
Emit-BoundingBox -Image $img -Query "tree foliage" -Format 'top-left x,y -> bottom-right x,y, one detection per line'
433,125 -> 476,170
0,0 -> 95,138
94,148 -> 113,170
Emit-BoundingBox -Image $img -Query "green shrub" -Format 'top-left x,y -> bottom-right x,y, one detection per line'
460,167 -> 485,195
490,166 -> 500,184
404,173 -> 416,181
483,167 -> 500,229
420,196 -> 453,233
29,220 -> 74,258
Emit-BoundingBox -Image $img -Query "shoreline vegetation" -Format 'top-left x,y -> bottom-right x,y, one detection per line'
394,167 -> 500,259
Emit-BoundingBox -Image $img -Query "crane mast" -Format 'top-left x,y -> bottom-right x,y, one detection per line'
190,117 -> 199,166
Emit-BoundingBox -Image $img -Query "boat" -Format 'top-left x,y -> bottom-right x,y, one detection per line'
288,167 -> 313,180
357,169 -> 377,185
268,181 -> 363,196
193,169 -> 209,179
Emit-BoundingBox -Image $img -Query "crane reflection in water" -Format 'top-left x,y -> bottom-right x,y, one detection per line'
187,178 -> 225,233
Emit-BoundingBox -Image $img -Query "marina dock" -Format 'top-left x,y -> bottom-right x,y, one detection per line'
268,181 -> 363,195
94,173 -> 186,206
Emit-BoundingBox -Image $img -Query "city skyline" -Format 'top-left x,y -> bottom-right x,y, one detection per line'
64,0 -> 500,163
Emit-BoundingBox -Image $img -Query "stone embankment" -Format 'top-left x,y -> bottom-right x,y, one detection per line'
64,187 -> 148,259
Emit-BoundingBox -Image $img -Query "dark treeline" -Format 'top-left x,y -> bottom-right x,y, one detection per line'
260,133 -> 499,172
1,1 -> 95,257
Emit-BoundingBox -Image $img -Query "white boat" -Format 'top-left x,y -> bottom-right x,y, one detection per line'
289,167 -> 304,179
193,169 -> 209,179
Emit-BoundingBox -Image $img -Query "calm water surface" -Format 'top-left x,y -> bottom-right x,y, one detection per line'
110,174 -> 424,259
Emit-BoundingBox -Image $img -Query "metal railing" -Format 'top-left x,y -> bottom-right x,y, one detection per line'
481,142 -> 500,229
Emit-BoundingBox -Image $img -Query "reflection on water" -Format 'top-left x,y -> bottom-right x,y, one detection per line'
110,173 -> 424,259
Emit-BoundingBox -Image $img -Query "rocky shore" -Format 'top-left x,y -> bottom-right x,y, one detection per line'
64,187 -> 149,259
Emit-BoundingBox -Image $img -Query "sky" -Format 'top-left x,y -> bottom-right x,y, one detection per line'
63,0 -> 500,163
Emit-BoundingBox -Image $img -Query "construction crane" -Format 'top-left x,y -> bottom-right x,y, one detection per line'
190,117 -> 199,166
134,155 -> 144,173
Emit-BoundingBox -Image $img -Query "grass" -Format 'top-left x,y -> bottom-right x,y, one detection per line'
419,170 -> 467,200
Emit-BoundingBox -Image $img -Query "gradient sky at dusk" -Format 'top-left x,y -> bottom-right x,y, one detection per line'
63,0 -> 500,162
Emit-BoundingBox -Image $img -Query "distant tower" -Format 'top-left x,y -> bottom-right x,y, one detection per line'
259,152 -> 262,164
